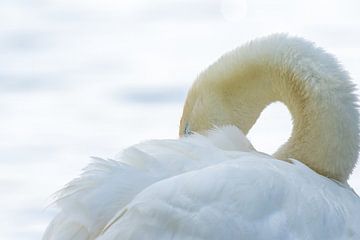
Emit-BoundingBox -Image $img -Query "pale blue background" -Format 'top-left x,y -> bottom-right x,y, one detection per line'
1,0 -> 360,239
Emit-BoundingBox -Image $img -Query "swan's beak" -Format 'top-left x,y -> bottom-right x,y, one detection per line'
183,122 -> 193,136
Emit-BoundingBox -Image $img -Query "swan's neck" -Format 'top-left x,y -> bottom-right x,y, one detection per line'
180,35 -> 359,182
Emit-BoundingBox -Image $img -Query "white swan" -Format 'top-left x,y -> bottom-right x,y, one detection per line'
43,34 -> 360,240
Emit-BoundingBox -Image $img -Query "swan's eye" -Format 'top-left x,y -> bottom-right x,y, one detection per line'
184,122 -> 192,136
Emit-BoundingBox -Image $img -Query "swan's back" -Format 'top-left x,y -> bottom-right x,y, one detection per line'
99,157 -> 360,240
44,126 -> 360,240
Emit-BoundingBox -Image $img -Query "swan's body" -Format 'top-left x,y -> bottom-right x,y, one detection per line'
44,34 -> 360,240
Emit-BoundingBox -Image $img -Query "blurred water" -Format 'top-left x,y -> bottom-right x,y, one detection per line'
1,0 -> 360,239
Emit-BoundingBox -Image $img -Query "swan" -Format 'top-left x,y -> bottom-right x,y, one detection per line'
43,34 -> 360,240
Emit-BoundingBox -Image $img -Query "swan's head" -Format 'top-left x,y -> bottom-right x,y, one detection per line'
179,75 -> 262,137
179,81 -> 234,136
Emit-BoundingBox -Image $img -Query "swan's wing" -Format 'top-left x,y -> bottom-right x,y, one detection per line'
43,158 -> 158,240
43,212 -> 90,240
44,126 -> 253,240
98,157 -> 360,240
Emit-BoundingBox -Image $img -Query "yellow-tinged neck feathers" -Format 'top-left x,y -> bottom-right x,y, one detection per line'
179,34 -> 359,182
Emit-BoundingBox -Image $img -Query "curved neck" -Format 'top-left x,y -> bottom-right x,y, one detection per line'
181,35 -> 359,182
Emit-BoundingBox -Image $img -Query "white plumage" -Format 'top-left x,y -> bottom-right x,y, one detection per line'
44,126 -> 360,240
44,34 -> 360,239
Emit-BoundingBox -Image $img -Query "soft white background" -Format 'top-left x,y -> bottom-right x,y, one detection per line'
1,0 -> 360,239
